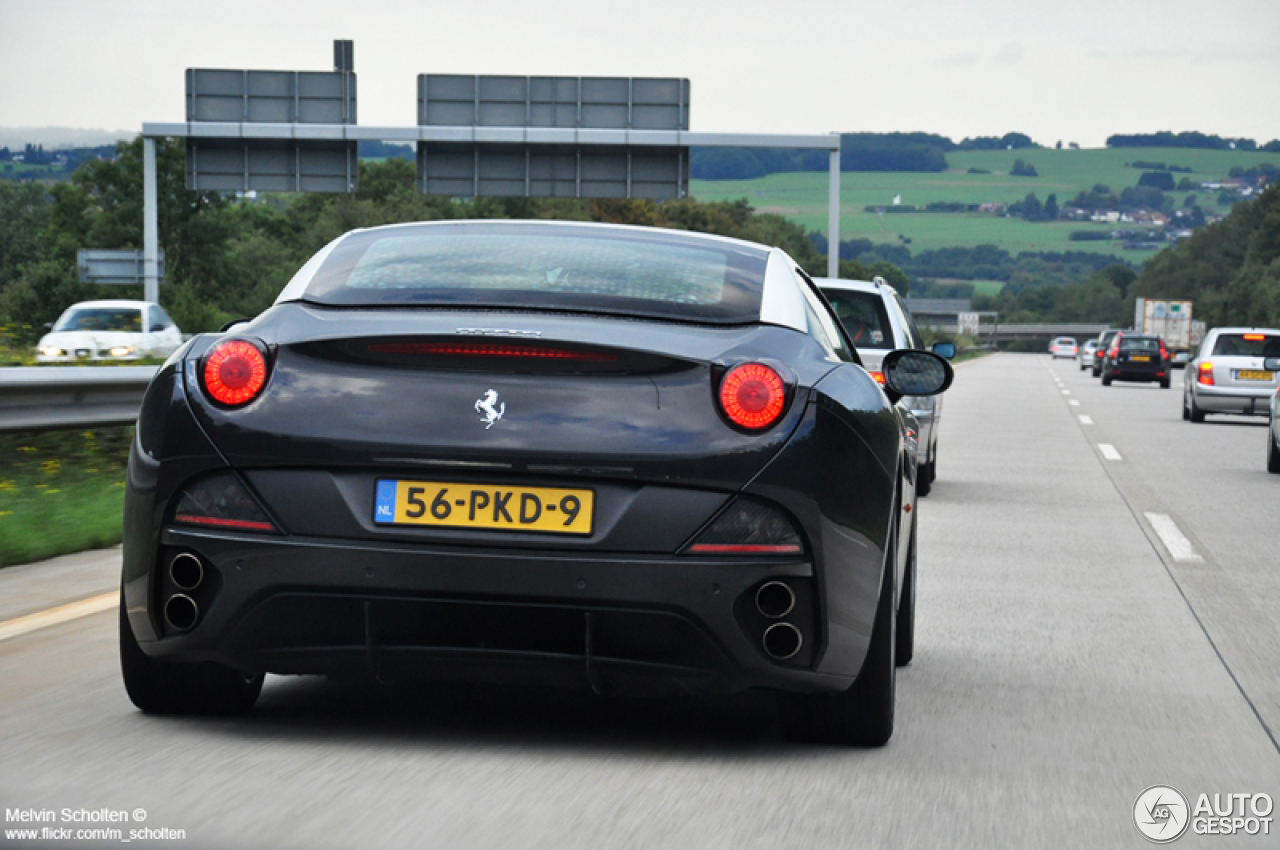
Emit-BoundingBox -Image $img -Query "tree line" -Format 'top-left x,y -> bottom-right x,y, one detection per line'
1107,131 -> 1280,152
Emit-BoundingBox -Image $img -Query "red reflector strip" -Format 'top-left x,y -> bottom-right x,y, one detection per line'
174,514 -> 276,532
688,543 -> 803,554
367,342 -> 616,361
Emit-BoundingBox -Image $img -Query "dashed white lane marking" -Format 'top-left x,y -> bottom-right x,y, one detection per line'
1069,400 -> 1081,406
1079,415 -> 1094,424
1098,443 -> 1123,461
1145,512 -> 1204,562
0,592 -> 117,643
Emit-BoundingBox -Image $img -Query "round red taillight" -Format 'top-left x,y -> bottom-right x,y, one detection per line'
719,363 -> 787,430
202,339 -> 268,407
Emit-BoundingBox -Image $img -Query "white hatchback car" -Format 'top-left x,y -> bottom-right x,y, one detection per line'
36,300 -> 184,363
1049,337 -> 1078,359
1184,327 -> 1280,422
1078,339 -> 1098,371
815,277 -> 953,497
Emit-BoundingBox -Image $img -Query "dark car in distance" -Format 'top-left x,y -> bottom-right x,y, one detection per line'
1101,333 -> 1171,388
1091,328 -> 1121,377
119,220 -> 953,747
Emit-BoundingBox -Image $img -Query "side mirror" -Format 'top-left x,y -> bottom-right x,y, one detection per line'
881,349 -> 954,403
930,341 -> 957,360
150,324 -> 166,332
219,318 -> 253,333
43,322 -> 53,331
1265,357 -> 1280,371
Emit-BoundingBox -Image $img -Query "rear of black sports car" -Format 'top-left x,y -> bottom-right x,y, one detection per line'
121,221 -> 910,743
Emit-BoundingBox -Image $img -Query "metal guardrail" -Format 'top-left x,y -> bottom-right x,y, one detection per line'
0,366 -> 159,433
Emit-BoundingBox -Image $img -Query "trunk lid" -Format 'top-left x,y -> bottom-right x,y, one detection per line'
183,303 -> 829,492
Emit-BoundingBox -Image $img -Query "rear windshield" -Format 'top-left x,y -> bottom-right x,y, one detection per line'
300,223 -> 770,324
1120,337 -> 1161,352
1055,338 -> 1077,345
1212,333 -> 1280,357
820,289 -> 894,349
54,308 -> 142,333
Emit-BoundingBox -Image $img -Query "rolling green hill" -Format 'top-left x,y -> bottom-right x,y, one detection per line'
689,147 -> 1280,261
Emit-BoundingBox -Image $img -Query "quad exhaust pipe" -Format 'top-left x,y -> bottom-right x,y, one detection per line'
762,622 -> 803,660
164,553 -> 204,632
755,581 -> 795,619
169,552 -> 204,591
164,594 -> 199,633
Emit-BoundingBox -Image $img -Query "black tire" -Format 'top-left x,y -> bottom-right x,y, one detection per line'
1101,373 -> 1112,386
896,516 -> 917,667
787,520 -> 896,747
119,600 -> 263,715
916,459 -> 932,498
1268,430 -> 1280,474
1092,364 -> 1101,378
1182,391 -> 1191,421
1160,378 -> 1170,389
1189,390 -> 1206,423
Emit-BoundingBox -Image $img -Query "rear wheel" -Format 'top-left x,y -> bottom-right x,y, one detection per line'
916,454 -> 933,498
1101,373 -> 1112,386
786,521 -> 896,747
1189,390 -> 1206,423
1182,391 -> 1191,420
1268,430 -> 1280,474
1160,377 -> 1170,389
119,600 -> 263,715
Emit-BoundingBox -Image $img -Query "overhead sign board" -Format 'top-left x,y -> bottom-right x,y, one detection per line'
185,60 -> 357,193
418,75 -> 689,130
416,75 -> 689,200
186,138 -> 357,193
77,249 -> 165,285
186,69 -> 356,124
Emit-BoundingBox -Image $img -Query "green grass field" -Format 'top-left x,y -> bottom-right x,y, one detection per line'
0,428 -> 132,568
690,147 -> 1280,260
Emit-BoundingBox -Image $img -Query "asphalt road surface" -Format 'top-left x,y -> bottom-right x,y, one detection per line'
1,352 -> 1277,849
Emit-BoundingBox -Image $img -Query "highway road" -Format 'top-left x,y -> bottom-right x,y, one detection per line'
1,352 -> 1277,849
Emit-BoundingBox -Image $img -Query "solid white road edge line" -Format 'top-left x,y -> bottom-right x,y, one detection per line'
0,592 -> 117,643
1098,443 -> 1123,461
1144,512 -> 1204,562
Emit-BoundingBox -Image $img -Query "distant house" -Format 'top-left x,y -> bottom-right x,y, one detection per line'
978,203 -> 1006,214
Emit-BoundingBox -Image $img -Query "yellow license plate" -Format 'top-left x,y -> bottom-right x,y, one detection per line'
374,479 -> 594,534
1237,370 -> 1274,381
1130,355 -> 1151,362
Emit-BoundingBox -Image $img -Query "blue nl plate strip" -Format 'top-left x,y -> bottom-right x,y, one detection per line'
374,480 -> 396,524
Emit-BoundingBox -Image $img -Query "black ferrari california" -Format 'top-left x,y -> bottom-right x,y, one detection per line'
120,220 -> 951,745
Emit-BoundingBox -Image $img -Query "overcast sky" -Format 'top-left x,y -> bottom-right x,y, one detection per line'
2,0 -> 1277,148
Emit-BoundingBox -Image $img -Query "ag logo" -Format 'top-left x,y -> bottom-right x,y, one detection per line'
1134,785 -> 1190,843
475,389 -> 505,429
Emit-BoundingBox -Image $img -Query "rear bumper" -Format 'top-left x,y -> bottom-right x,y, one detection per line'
1106,368 -> 1165,382
1191,384 -> 1275,415
125,527 -> 856,697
